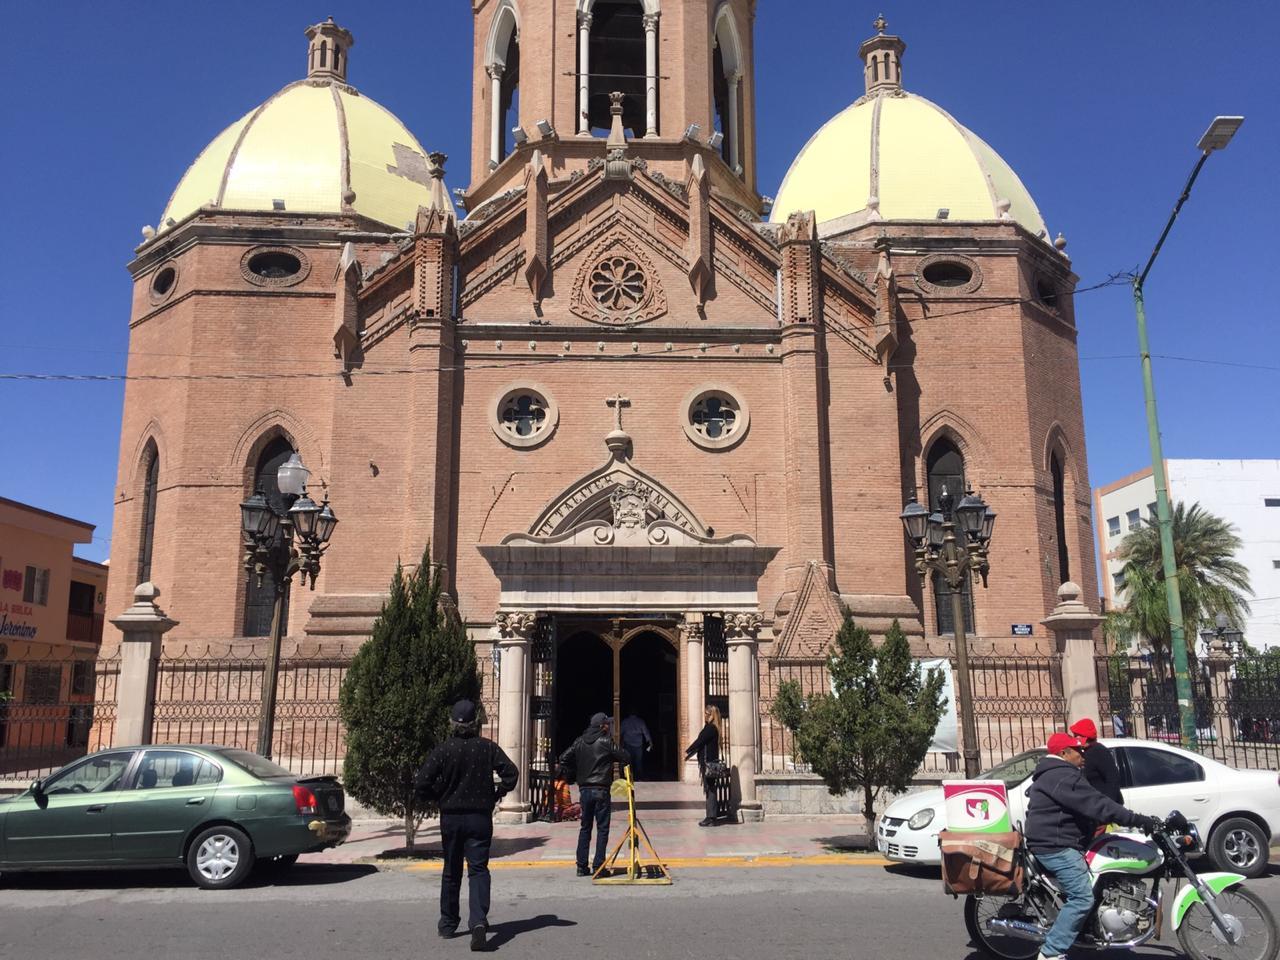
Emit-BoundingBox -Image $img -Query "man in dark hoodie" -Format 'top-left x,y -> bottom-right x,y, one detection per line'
1069,717 -> 1124,804
415,699 -> 519,952
1026,732 -> 1161,960
559,712 -> 632,877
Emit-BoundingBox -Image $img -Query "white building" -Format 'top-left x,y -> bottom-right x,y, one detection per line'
1095,460 -> 1280,649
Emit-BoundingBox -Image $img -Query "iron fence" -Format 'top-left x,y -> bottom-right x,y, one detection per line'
760,652 -> 1065,776
1097,653 -> 1280,770
0,655 -> 118,779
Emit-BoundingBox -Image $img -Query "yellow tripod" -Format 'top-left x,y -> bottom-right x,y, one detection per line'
591,767 -> 672,885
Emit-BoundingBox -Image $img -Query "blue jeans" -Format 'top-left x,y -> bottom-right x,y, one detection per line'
1036,848 -> 1095,956
624,742 -> 645,780
577,786 -> 612,872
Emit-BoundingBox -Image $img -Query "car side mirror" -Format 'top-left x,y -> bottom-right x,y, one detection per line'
30,779 -> 47,809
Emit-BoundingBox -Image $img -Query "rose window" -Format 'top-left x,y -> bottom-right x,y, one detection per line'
500,394 -> 548,438
691,394 -> 738,440
590,256 -> 647,314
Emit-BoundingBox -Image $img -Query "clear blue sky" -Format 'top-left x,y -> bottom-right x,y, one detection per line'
1,2 -> 1276,565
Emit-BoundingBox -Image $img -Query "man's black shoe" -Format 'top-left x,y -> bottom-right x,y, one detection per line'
470,923 -> 488,952
438,928 -> 457,939
697,818 -> 713,827
576,866 -> 591,877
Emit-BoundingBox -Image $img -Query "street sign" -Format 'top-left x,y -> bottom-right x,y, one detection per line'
1011,624 -> 1033,637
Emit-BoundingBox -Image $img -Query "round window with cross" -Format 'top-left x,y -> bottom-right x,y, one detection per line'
492,385 -> 559,449
682,387 -> 749,451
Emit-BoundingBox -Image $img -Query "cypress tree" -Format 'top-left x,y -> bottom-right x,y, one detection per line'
339,546 -> 481,846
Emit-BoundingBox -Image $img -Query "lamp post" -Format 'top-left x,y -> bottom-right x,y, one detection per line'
1131,115 -> 1243,750
1200,611 -> 1245,659
239,453 -> 338,757
901,486 -> 996,779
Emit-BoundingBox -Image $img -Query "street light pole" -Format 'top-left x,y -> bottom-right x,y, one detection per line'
901,489 -> 996,779
1130,116 -> 1242,750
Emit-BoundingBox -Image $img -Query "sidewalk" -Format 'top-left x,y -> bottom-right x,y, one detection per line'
311,815 -> 879,868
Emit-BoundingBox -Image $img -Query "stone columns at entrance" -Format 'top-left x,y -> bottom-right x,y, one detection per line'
1041,582 -> 1103,725
725,611 -> 764,822
681,613 -> 704,784
111,583 -> 177,746
493,611 -> 534,823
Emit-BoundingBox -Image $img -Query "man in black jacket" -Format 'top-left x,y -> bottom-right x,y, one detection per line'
559,712 -> 631,877
415,699 -> 519,952
1026,732 -> 1161,960
1070,717 -> 1124,804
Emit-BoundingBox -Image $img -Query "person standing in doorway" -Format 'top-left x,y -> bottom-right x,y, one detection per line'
685,705 -> 724,827
620,710 -> 653,781
559,712 -> 631,876
415,699 -> 519,952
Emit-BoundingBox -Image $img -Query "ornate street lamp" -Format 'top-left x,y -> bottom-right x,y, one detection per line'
1200,611 -> 1245,658
900,485 -> 995,779
238,453 -> 338,758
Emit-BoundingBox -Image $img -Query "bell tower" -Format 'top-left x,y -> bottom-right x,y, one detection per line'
467,0 -> 760,209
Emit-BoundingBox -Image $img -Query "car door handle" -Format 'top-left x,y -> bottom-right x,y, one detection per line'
1191,796 -> 1209,802
186,797 -> 207,806
87,804 -> 107,814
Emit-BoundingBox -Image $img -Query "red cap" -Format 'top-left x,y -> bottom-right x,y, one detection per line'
1047,732 -> 1087,755
1069,718 -> 1098,740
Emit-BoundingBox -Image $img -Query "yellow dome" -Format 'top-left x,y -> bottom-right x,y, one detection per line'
160,80 -> 441,232
771,92 -> 1048,238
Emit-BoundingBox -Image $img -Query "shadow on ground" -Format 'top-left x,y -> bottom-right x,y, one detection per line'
481,913 -> 577,950
882,862 -> 939,880
379,836 -> 550,861
815,834 -> 871,853
0,863 -> 378,891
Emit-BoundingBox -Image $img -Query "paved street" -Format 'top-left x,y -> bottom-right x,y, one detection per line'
4,859 -> 1277,960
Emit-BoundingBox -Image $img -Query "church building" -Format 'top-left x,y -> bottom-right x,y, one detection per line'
106,4 -> 1095,820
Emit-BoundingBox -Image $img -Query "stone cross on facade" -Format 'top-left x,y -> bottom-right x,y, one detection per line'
606,394 -> 630,431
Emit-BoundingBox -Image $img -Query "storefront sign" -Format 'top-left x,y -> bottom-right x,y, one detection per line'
0,603 -> 38,640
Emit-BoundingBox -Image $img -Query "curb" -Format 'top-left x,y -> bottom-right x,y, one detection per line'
373,852 -> 893,872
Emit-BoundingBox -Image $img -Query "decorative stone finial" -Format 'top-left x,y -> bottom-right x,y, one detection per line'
859,15 -> 906,96
305,17 -> 354,83
607,91 -> 628,149
1054,233 -> 1068,251
604,394 -> 632,459
426,152 -> 452,216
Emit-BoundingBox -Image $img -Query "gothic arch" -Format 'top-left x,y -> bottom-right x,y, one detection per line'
229,409 -> 325,490
713,3 -> 743,75
128,420 -> 168,487
1042,422 -> 1083,491
483,0 -> 520,66
577,0 -> 659,13
918,410 -> 988,488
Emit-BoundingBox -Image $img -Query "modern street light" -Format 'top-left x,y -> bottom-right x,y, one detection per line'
1131,115 -> 1243,750
239,452 -> 338,758
900,486 -> 997,779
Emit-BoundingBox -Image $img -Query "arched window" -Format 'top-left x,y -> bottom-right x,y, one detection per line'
1051,453 -> 1070,584
712,7 -> 743,173
927,437 -> 975,635
242,436 -> 295,638
585,1 -> 646,136
136,441 -> 159,586
486,3 -> 521,166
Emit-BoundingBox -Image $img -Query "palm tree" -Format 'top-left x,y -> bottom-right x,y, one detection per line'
1105,501 -> 1252,659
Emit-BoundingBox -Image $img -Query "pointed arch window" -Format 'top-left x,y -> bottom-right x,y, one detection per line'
486,3 -> 521,167
579,1 -> 657,138
712,8 -> 743,174
1051,453 -> 1070,584
241,436 -> 295,638
136,441 -> 159,586
927,438 -> 975,636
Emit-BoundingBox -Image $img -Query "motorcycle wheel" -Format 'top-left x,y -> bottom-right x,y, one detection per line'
964,895 -> 1042,960
1176,885 -> 1279,960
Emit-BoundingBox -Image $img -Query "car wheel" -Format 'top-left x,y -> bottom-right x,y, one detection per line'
1208,817 -> 1269,878
187,825 -> 253,890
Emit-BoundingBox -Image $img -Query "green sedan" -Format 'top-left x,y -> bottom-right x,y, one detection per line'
0,745 -> 351,889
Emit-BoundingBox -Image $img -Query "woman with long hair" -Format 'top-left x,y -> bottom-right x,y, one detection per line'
684,705 -> 724,827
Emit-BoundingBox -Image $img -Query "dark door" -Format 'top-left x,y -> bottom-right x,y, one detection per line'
2,751 -> 135,864
619,631 -> 678,780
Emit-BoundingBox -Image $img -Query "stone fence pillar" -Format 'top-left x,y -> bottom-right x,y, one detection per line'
110,583 -> 177,746
725,611 -> 764,822
1041,581 -> 1102,728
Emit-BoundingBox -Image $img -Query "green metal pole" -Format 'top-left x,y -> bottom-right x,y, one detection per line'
1131,280 -> 1197,749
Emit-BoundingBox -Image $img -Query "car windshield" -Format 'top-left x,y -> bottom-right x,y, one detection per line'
216,749 -> 296,780
981,750 -> 1044,786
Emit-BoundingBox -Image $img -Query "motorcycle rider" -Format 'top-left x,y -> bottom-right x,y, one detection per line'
1026,732 -> 1162,960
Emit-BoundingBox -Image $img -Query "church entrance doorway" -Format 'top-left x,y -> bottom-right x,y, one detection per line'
549,621 -> 681,784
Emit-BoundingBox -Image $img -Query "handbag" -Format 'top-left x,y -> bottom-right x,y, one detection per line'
703,759 -> 729,779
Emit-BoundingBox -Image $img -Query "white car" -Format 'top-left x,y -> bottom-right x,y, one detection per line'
877,739 -> 1280,877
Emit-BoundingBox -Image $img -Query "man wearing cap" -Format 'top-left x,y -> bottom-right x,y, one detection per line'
1026,732 -> 1161,960
1070,717 -> 1123,805
559,712 -> 632,877
415,699 -> 519,952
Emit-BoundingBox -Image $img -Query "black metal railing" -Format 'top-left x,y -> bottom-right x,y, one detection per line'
0,655 -> 118,779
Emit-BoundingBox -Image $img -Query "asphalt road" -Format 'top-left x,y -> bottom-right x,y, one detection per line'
2,861 -> 1278,960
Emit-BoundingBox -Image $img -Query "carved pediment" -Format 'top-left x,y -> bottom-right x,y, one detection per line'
528,458 -> 706,538
569,230 -> 668,327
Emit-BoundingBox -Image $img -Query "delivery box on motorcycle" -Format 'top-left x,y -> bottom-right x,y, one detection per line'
939,830 -> 1024,897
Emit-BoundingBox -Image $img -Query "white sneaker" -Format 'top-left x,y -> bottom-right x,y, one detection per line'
1039,953 -> 1067,960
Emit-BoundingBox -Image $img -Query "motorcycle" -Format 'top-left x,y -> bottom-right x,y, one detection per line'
966,812 -> 1278,960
